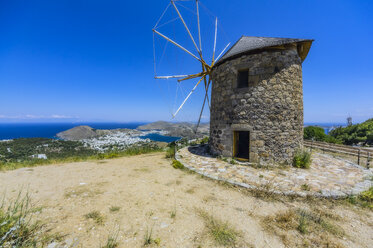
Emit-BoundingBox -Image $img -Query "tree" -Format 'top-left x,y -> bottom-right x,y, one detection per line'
329,118 -> 373,146
304,126 -> 327,141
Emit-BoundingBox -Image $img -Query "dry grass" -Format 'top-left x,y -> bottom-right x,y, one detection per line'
109,206 -> 121,213
64,185 -> 103,198
197,209 -> 244,247
143,226 -> 161,247
170,205 -> 177,219
1,152 -> 372,247
247,181 -> 279,200
134,167 -> 151,173
84,211 -> 105,225
262,207 -> 345,247
186,187 -> 196,194
0,191 -> 66,247
100,226 -> 120,248
203,195 -> 218,203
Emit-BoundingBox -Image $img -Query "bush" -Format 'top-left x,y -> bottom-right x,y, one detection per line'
304,126 -> 341,144
200,136 -> 209,144
292,149 -> 312,169
346,187 -> 373,209
329,118 -> 373,146
304,126 -> 327,141
165,142 -> 176,159
172,160 -> 184,169
359,187 -> 373,203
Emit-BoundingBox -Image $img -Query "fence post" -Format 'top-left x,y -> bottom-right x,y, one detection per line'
357,149 -> 361,165
311,139 -> 314,152
367,152 -> 371,169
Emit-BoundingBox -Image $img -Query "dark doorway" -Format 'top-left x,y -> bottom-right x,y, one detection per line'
233,131 -> 250,160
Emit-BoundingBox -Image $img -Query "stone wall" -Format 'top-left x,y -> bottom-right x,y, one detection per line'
209,47 -> 304,165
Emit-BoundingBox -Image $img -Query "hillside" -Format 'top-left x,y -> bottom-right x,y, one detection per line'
56,125 -> 140,141
329,118 -> 373,145
0,153 -> 372,247
137,121 -> 209,139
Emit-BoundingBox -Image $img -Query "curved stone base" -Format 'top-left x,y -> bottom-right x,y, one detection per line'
175,145 -> 373,198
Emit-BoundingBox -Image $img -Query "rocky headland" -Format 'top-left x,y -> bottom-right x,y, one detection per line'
56,125 -> 142,141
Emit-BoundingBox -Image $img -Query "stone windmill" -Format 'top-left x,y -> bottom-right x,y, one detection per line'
153,1 -> 313,165
209,37 -> 313,164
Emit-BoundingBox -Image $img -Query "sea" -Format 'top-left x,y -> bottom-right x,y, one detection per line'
0,123 -> 180,143
0,122 -> 345,142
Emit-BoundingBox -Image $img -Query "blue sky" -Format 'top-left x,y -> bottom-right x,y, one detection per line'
0,0 -> 372,124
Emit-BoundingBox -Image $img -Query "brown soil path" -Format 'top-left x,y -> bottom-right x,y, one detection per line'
0,153 -> 372,247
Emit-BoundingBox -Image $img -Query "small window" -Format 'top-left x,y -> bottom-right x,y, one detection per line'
237,70 -> 249,88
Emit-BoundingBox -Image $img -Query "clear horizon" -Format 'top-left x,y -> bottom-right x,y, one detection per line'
1,0 -> 372,123
0,120 -> 350,125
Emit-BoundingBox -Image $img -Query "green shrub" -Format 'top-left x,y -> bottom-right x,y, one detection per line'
200,136 -> 209,144
304,126 -> 327,141
297,211 -> 308,234
359,187 -> 373,203
304,126 -> 341,144
165,142 -> 176,159
346,188 -> 373,209
301,184 -> 310,191
172,160 -> 184,169
292,149 -> 312,169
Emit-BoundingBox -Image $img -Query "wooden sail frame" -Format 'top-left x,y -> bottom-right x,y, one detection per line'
153,0 -> 230,131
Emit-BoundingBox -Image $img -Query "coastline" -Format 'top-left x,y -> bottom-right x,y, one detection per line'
0,122 -> 345,141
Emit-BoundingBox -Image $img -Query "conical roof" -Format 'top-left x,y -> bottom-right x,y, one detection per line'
215,36 -> 313,66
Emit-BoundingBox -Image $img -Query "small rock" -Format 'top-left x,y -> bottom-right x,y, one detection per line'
160,222 -> 169,228
47,242 -> 58,248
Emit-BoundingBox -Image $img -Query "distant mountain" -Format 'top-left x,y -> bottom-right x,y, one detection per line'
56,122 -> 210,141
57,125 -> 139,141
137,121 -> 209,139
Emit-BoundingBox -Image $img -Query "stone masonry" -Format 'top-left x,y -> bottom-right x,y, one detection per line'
209,46 -> 304,165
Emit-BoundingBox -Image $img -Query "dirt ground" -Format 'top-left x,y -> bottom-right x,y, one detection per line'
0,152 -> 372,248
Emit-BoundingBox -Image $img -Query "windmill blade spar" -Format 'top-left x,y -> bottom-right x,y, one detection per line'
172,76 -> 205,118
171,0 -> 201,55
153,29 -> 203,63
177,72 -> 205,82
195,79 -> 211,133
196,0 -> 202,53
215,42 -> 231,63
212,17 -> 218,64
155,75 -> 189,79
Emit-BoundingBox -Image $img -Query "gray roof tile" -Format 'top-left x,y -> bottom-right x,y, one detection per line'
215,36 -> 313,66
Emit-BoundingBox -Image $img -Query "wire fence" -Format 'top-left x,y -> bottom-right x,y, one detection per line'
304,140 -> 372,169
